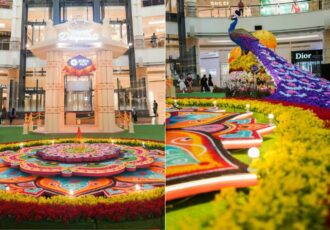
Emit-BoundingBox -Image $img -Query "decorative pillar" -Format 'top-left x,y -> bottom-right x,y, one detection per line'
186,0 -> 197,17
44,51 -> 64,133
10,0 -> 22,50
96,50 -> 122,133
131,0 -> 144,48
324,29 -> 330,64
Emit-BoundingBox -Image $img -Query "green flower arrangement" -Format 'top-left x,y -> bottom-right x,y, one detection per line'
166,98 -> 329,230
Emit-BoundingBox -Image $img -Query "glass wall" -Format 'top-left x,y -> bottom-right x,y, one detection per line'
65,75 -> 94,112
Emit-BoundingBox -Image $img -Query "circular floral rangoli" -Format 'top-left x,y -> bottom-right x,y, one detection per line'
0,141 -> 164,198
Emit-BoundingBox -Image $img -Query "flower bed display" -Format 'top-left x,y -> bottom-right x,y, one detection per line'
166,104 -> 275,200
166,98 -> 329,229
0,138 -> 165,223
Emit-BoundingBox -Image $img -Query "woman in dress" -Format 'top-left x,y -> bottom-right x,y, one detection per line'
178,74 -> 187,93
291,0 -> 301,13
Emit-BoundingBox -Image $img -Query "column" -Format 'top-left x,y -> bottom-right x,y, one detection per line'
186,0 -> 196,17
10,0 -> 22,50
131,0 -> 144,48
96,50 -> 121,133
44,51 -> 64,133
324,29 -> 330,64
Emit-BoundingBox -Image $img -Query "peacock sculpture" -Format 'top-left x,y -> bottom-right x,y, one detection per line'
228,10 -> 330,108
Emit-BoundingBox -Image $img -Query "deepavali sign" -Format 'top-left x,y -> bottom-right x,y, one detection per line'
63,55 -> 96,77
58,29 -> 99,42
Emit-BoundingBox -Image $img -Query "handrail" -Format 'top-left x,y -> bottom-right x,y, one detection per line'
183,0 -> 327,18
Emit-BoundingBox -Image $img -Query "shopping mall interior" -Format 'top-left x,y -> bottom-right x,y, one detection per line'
166,0 -> 330,88
0,0 -> 165,229
0,0 -> 165,127
165,1 -> 330,230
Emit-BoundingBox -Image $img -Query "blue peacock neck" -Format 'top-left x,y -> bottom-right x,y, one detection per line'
228,17 -> 238,34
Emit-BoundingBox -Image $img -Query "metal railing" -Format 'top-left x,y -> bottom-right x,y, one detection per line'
134,34 -> 166,49
184,0 -> 327,18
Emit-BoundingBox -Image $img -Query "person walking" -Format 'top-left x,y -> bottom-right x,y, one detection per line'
153,100 -> 158,117
208,74 -> 214,92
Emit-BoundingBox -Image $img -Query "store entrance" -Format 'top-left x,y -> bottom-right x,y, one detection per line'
64,75 -> 94,125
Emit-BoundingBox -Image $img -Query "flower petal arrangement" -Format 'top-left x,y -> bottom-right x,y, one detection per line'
166,104 -> 275,200
166,98 -> 329,230
0,138 -> 165,223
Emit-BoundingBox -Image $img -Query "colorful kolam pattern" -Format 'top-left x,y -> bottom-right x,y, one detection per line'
0,141 -> 164,198
166,106 -> 274,200
2,144 -> 154,177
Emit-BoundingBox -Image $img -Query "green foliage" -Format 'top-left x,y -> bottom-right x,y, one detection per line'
166,98 -> 330,230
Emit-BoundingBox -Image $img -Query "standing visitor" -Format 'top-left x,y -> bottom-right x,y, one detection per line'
201,74 -> 210,92
291,0 -> 301,13
153,100 -> 158,117
238,0 -> 244,16
208,74 -> 214,92
178,74 -> 187,93
186,73 -> 193,92
132,107 -> 138,123
1,106 -> 6,125
151,32 -> 158,48
9,107 -> 16,125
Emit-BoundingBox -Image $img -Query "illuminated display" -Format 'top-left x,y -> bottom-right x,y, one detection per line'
63,55 -> 96,77
58,29 -> 99,42
260,0 -> 309,16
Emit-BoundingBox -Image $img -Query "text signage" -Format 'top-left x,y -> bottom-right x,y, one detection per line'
68,55 -> 93,70
291,50 -> 323,63
58,29 -> 99,42
64,55 -> 96,77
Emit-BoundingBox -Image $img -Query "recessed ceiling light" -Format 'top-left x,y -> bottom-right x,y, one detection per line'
277,35 -> 320,41
208,40 -> 232,43
149,20 -> 165,25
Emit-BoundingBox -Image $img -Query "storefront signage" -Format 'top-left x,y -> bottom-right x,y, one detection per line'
68,55 -> 92,70
58,29 -> 99,42
291,50 -> 323,63
63,55 -> 96,77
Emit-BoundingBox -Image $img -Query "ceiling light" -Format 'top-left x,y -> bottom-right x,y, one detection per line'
0,23 -> 5,28
148,20 -> 165,25
277,35 -> 319,41
208,40 -> 232,43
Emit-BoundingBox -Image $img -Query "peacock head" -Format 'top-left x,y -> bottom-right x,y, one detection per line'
230,10 -> 241,20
